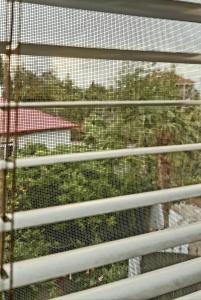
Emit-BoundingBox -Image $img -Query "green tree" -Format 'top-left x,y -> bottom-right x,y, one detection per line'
12,67 -> 81,102
7,64 -> 201,298
11,143 -> 151,297
116,66 -> 181,100
84,81 -> 107,100
84,65 -> 201,227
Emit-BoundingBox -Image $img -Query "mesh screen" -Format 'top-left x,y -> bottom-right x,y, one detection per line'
17,3 -> 201,53
8,55 -> 201,100
1,1 -> 201,299
7,253 -> 201,300
0,0 -> 6,42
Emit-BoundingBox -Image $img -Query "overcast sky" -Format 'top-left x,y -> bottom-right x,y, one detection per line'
1,0 -> 201,88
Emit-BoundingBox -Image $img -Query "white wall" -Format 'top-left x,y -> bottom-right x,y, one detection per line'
18,130 -> 71,149
128,204 -> 165,278
164,209 -> 189,255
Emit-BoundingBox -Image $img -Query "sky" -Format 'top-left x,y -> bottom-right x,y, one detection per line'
1,0 -> 201,89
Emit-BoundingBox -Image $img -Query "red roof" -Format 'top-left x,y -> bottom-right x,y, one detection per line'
176,77 -> 194,86
0,99 -> 77,135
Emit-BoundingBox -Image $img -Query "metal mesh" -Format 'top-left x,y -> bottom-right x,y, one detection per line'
8,55 -> 201,99
1,1 -> 201,299
0,2 -> 6,43
8,106 -> 200,156
4,150 -> 201,299
17,3 -> 201,53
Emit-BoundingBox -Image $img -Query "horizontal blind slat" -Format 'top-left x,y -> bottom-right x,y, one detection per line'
1,183 -> 201,231
1,100 -> 201,109
8,43 -> 201,64
9,0 -> 201,23
50,257 -> 201,300
0,143 -> 201,170
2,222 -> 201,290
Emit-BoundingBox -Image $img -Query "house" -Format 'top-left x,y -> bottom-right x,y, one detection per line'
175,77 -> 195,100
0,98 -> 77,155
148,203 -> 201,256
168,203 -> 201,256
128,202 -> 201,278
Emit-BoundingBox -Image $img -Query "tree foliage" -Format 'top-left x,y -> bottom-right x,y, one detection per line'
5,64 -> 201,298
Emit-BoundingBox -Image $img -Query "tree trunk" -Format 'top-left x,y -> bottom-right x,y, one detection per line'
156,130 -> 171,228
